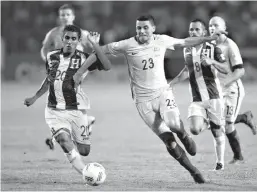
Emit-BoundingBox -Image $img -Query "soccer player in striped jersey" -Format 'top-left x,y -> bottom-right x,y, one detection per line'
170,19 -> 228,171
40,4 -> 98,150
74,15 -> 226,183
24,25 -> 111,178
209,16 -> 256,164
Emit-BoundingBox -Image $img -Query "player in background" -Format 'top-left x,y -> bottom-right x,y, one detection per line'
39,4 -> 98,150
209,16 -> 256,164
25,25 -> 111,178
170,19 -> 228,170
41,4 -> 93,60
74,15 -> 226,183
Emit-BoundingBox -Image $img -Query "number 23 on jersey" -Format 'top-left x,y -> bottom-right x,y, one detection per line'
142,58 -> 155,70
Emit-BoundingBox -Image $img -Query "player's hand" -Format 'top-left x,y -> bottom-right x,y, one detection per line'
24,96 -> 37,107
87,32 -> 100,45
201,55 -> 213,66
73,73 -> 82,92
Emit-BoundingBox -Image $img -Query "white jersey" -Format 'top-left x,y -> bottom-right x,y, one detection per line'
102,34 -> 183,103
215,38 -> 244,93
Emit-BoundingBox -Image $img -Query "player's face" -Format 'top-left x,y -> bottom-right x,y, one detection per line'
62,31 -> 80,53
189,22 -> 206,37
136,20 -> 155,44
59,9 -> 75,26
209,18 -> 225,36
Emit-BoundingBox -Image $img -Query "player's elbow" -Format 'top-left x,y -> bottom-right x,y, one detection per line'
102,59 -> 112,71
239,68 -> 245,77
40,47 -> 47,61
235,68 -> 245,78
104,67 -> 111,71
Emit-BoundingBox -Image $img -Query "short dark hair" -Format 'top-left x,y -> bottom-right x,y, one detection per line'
190,18 -> 207,29
63,25 -> 81,39
59,4 -> 75,14
137,15 -> 155,25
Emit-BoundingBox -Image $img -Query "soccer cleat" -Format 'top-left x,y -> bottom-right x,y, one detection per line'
191,172 -> 205,184
214,162 -> 224,171
180,135 -> 197,156
228,157 -> 244,164
244,111 -> 257,135
45,138 -> 55,150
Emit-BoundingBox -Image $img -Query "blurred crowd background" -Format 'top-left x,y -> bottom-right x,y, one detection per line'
1,1 -> 257,82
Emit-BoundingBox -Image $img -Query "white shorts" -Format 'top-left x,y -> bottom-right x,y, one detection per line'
188,98 -> 225,126
45,107 -> 91,145
223,87 -> 245,123
136,88 -> 180,135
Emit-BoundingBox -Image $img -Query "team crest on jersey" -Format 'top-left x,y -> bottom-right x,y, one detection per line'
70,58 -> 80,69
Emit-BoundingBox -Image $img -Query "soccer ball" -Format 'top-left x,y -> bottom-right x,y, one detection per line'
82,162 -> 106,186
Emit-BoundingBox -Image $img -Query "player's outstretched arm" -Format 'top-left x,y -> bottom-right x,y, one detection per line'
168,66 -> 189,86
73,33 -> 112,89
174,30 -> 227,48
24,78 -> 49,107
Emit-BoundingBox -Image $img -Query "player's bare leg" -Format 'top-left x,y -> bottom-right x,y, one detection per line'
163,112 -> 196,156
159,132 -> 205,184
54,131 -> 86,175
235,111 -> 256,135
226,122 -> 244,164
188,116 -> 208,135
210,122 -> 226,171
45,115 -> 96,150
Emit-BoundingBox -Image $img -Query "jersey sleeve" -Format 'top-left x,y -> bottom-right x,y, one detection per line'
161,35 -> 185,50
214,46 -> 226,63
101,39 -> 128,56
228,40 -> 243,68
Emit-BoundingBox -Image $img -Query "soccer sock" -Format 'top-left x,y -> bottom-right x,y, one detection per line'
65,149 -> 85,175
226,130 -> 244,160
235,114 -> 247,124
213,134 -> 226,165
166,143 -> 198,174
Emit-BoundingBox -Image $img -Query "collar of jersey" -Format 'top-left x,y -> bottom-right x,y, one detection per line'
60,48 -> 78,58
134,36 -> 153,45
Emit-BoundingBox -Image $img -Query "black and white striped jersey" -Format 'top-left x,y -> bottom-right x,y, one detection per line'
183,42 -> 226,102
46,48 -> 102,110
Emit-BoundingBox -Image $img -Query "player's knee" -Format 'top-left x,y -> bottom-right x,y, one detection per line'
210,121 -> 223,137
55,132 -> 73,153
225,121 -> 235,134
188,117 -> 205,135
76,143 -> 91,156
165,119 -> 180,132
56,134 -> 68,143
159,132 -> 176,148
189,125 -> 201,135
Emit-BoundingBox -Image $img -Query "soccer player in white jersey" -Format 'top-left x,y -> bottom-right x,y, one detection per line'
170,19 -> 229,171
74,15 -> 225,183
209,16 -> 256,164
39,4 -> 97,150
25,25 -> 111,179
